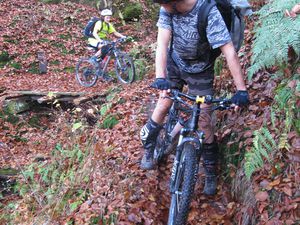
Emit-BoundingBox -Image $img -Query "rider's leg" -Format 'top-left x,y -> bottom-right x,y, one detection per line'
181,67 -> 218,195
140,56 -> 183,170
140,96 -> 173,170
198,105 -> 219,195
88,40 -> 103,63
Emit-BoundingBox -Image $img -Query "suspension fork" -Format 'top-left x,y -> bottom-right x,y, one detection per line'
169,128 -> 205,193
113,49 -> 122,69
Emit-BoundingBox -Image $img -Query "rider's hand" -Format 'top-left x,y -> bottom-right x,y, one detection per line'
231,90 -> 249,106
150,78 -> 171,90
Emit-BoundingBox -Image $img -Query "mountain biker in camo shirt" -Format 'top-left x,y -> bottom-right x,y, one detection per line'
140,0 -> 249,196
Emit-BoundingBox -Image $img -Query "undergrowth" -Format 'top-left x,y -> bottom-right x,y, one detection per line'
244,0 -> 300,178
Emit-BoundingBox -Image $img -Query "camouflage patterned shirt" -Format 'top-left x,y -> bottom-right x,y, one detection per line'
157,0 -> 232,73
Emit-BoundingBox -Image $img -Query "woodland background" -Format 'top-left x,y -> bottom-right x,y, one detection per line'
0,0 -> 299,224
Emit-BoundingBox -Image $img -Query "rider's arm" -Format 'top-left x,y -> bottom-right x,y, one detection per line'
107,24 -> 126,38
220,42 -> 247,91
92,21 -> 103,42
156,27 -> 171,79
113,31 -> 126,38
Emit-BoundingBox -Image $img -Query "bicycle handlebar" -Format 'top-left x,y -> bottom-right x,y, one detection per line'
104,37 -> 127,46
168,89 -> 232,111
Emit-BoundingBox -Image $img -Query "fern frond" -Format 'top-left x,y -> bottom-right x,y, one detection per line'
248,0 -> 300,79
244,126 -> 278,179
278,133 -> 290,150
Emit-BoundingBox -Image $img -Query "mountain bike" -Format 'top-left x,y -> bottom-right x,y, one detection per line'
75,38 -> 135,87
153,89 -> 232,225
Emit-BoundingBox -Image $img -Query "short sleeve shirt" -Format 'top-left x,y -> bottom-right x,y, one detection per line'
156,0 -> 231,73
94,21 -> 116,40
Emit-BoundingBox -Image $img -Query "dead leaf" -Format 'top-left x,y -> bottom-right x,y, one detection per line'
255,191 -> 269,202
282,186 -> 293,196
128,213 -> 142,223
268,178 -> 281,188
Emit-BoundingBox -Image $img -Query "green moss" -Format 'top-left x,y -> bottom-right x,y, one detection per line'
0,51 -> 10,62
64,66 -> 75,73
40,0 -> 61,3
10,62 -> 22,70
101,115 -> 119,129
122,3 -> 142,21
40,38 -> 50,43
46,29 -> 54,34
0,51 -> 11,68
50,60 -> 61,65
28,62 -> 39,74
28,116 -> 41,128
59,33 -> 72,40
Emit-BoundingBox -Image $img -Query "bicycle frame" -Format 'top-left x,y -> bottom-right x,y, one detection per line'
161,89 -> 232,224
98,40 -> 124,76
169,94 -> 205,192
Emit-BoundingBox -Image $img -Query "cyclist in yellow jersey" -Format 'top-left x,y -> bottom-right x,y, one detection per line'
89,9 -> 126,63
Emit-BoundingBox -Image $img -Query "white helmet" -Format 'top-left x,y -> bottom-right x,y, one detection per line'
101,9 -> 113,16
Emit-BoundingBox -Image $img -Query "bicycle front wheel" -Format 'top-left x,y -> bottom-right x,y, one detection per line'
168,143 -> 199,225
114,53 -> 135,84
75,58 -> 98,87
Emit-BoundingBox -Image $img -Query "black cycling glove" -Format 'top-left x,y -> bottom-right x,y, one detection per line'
231,90 -> 250,106
150,78 -> 171,90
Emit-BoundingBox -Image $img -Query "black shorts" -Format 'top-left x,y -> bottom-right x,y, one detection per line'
100,45 -> 110,58
88,42 -> 110,59
166,56 -> 214,96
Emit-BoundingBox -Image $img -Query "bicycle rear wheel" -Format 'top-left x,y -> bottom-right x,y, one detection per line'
154,107 -> 178,164
75,58 -> 98,87
114,53 -> 135,84
154,124 -> 170,164
168,143 -> 200,225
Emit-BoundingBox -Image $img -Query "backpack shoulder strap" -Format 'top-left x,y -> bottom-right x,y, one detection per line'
198,0 -> 217,43
95,19 -> 103,33
169,14 -> 174,54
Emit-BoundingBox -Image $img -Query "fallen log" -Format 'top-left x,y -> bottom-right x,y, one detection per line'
1,91 -> 106,113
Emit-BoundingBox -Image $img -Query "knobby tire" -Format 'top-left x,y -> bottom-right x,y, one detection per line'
75,58 -> 98,87
114,53 -> 135,84
168,143 -> 199,225
154,110 -> 177,164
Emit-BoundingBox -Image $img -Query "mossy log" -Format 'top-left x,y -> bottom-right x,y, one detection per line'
1,91 -> 106,113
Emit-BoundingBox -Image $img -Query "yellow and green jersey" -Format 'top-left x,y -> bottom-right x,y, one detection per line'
92,20 -> 116,40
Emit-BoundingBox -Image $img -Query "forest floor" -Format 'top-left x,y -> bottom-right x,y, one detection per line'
0,0 -> 299,224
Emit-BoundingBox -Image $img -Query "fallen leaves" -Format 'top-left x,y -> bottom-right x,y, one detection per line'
255,191 -> 269,202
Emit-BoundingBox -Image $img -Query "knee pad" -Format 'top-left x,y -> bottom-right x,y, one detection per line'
140,119 -> 162,150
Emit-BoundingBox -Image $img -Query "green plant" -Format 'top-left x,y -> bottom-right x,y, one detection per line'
244,127 -> 277,179
214,56 -> 224,77
28,62 -> 39,74
101,115 -> 119,129
2,141 -> 94,224
39,38 -> 50,43
247,0 -> 300,79
59,33 -> 72,40
64,66 -> 75,73
40,0 -> 61,3
133,58 -> 147,80
50,60 -> 61,65
122,3 -> 142,21
129,45 -> 152,81
0,51 -> 11,68
10,61 -> 22,70
244,0 -> 300,180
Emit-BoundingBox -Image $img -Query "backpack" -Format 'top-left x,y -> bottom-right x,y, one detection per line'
197,0 -> 252,58
83,17 -> 104,38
